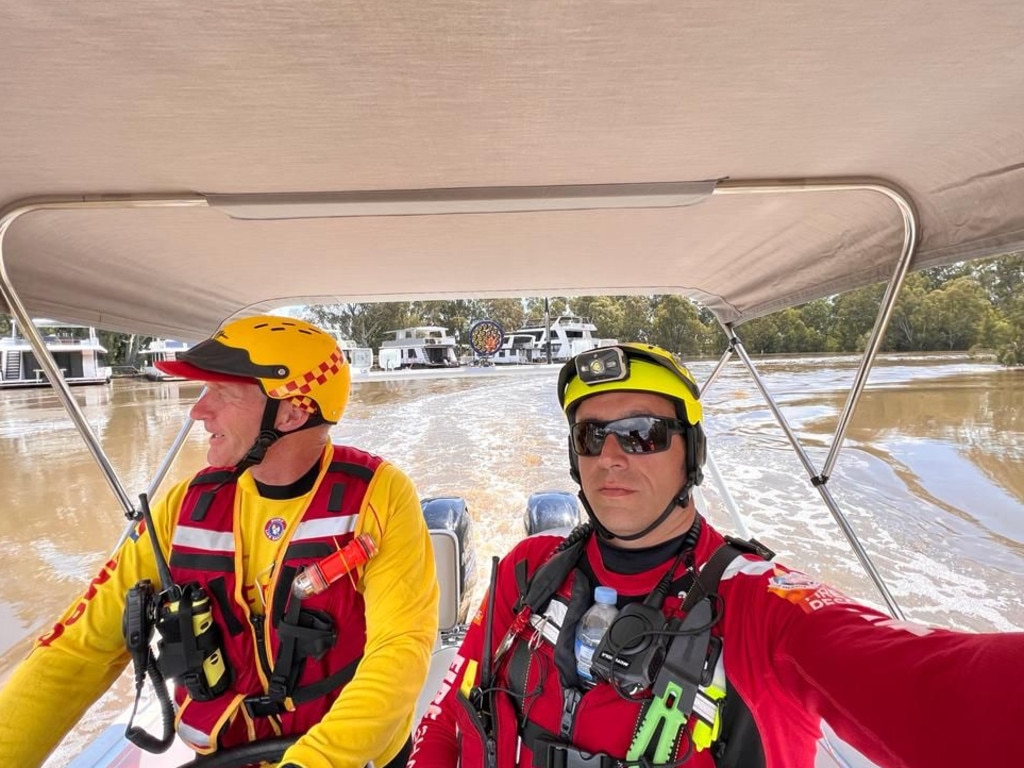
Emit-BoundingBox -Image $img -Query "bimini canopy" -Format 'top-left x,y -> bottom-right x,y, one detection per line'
1,2 -> 1022,340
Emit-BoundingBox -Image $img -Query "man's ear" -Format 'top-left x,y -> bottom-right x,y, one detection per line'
275,400 -> 311,433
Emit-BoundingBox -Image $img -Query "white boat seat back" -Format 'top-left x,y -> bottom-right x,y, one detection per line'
430,528 -> 461,634
415,643 -> 458,725
414,529 -> 464,726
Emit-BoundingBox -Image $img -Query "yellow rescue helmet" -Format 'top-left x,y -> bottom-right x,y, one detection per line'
558,342 -> 703,426
558,343 -> 706,489
156,315 -> 350,423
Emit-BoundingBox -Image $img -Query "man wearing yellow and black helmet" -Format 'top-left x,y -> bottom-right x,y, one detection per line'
558,343 -> 706,546
0,316 -> 439,768
411,343 -> 1024,768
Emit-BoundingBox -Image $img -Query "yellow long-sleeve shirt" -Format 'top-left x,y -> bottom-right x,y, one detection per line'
0,444 -> 439,768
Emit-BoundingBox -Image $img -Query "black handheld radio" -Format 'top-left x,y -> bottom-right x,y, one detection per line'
121,493 -> 231,752
153,582 -> 230,700
589,593 -> 673,695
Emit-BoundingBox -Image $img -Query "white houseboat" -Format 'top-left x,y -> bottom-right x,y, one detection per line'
335,337 -> 374,374
138,338 -> 191,381
492,332 -> 538,365
378,326 -> 460,370
0,320 -> 110,389
511,315 -> 617,363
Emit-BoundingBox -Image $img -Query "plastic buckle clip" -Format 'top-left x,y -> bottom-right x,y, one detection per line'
541,739 -> 612,768
243,695 -> 285,718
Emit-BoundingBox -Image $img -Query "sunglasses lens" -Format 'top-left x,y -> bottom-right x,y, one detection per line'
571,417 -> 674,457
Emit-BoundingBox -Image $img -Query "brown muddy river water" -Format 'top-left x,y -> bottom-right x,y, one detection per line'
0,354 -> 1021,764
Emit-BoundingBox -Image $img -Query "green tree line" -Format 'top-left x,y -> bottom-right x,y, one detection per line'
303,253 -> 1023,365
2,254 -> 1020,366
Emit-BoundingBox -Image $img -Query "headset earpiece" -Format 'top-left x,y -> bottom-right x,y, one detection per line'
686,423 -> 706,488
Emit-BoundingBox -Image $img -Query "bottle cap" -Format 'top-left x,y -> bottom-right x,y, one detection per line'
594,586 -> 617,605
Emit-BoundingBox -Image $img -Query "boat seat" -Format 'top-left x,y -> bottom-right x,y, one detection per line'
414,529 -> 464,725
430,528 -> 462,636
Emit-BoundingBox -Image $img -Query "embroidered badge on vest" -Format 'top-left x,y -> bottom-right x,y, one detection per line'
264,517 -> 287,541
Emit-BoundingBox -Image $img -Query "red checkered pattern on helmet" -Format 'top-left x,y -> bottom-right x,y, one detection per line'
289,395 -> 317,414
266,350 -> 343,399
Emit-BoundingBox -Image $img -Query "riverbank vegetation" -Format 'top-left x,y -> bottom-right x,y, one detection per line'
307,253 -> 1023,366
2,254 -> 1019,366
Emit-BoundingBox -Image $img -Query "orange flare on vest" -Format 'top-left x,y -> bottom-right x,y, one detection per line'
291,533 -> 377,599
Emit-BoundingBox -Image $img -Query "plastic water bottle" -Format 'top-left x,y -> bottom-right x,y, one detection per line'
575,586 -> 619,685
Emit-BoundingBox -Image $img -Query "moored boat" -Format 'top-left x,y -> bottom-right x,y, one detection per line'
492,333 -> 538,365
138,339 -> 191,381
0,320 -> 109,389
378,326 -> 460,369
508,315 -> 617,363
333,336 -> 375,374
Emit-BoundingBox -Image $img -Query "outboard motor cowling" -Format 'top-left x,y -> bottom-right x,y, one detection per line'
524,491 -> 580,536
421,496 -> 477,622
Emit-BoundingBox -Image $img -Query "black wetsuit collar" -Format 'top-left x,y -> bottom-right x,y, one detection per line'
254,459 -> 321,500
596,515 -> 702,575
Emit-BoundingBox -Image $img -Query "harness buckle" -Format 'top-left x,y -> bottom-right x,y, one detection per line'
538,738 -> 616,768
243,695 -> 286,718
267,674 -> 290,702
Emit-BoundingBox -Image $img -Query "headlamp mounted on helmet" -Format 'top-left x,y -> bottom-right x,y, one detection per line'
558,343 -> 702,426
558,343 -> 706,493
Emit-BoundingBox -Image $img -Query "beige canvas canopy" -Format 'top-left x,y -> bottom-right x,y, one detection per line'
1,1 -> 1022,340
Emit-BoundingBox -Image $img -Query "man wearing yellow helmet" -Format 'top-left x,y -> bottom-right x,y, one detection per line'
0,316 -> 439,768
558,343 -> 706,546
411,343 -> 1024,768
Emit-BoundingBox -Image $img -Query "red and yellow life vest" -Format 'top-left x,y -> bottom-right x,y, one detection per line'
166,445 -> 382,753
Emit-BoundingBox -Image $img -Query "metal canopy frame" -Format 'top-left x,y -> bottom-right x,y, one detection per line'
0,177 -> 917,618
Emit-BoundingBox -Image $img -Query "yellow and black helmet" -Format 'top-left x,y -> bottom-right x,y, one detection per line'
557,343 -> 705,486
156,315 -> 350,423
559,342 -> 703,426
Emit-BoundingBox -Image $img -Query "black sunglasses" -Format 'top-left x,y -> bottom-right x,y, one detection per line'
570,416 -> 686,457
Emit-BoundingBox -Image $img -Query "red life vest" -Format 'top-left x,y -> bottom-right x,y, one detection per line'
443,530 -> 765,768
166,445 -> 382,753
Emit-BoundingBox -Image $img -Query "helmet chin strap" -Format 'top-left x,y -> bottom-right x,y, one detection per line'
578,484 -> 692,542
229,397 -> 329,479
231,398 -> 285,477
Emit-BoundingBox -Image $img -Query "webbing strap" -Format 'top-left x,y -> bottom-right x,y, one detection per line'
328,460 -> 375,482
187,470 -> 236,488
243,654 -> 361,717
190,491 -> 216,522
268,595 -> 305,699
516,534 -> 589,614
207,577 -> 245,636
267,587 -> 340,703
292,654 -> 361,703
168,551 -> 233,572
327,482 -> 346,512
680,544 -> 743,613
554,575 -> 590,693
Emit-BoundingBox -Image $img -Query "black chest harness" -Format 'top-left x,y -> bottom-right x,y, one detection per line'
500,525 -> 774,768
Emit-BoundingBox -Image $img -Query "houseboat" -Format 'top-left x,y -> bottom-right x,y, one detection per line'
138,338 -> 191,381
510,315 -> 617,363
0,320 -> 110,389
378,326 -> 460,369
492,332 -> 538,365
336,337 -> 374,374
